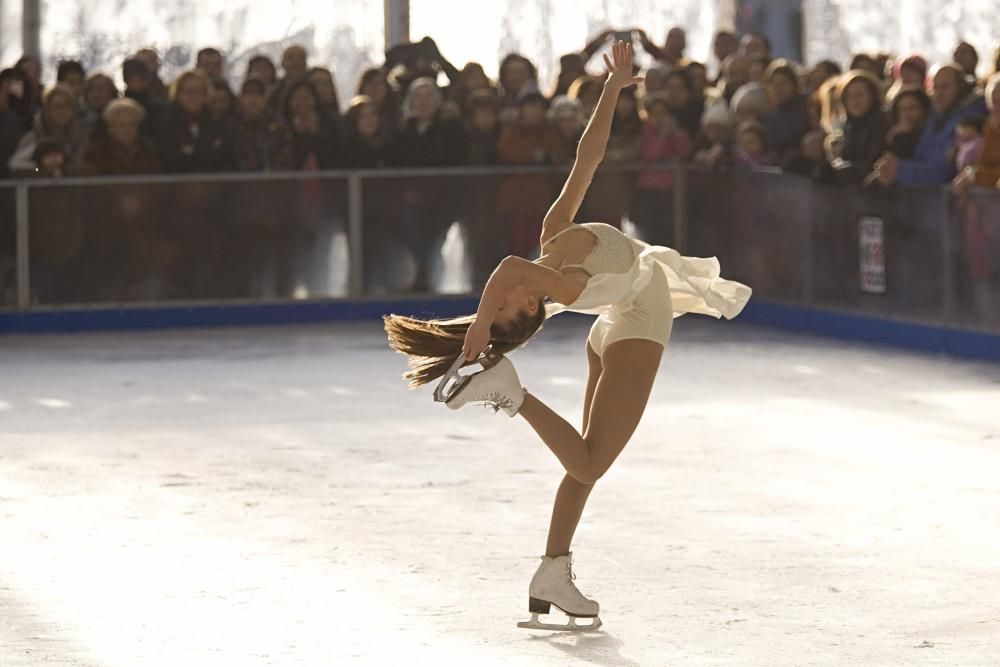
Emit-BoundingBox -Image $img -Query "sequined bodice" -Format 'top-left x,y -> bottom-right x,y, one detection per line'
556,223 -> 636,277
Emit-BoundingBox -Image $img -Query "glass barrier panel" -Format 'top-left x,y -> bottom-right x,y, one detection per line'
949,187 -> 1000,333
0,186 -> 15,309
27,175 -> 349,306
683,167 -> 809,302
809,185 -> 947,322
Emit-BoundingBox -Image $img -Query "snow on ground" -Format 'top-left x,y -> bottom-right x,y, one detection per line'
1,316 -> 998,666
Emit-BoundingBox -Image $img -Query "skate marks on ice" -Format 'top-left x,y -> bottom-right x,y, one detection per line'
521,627 -> 641,667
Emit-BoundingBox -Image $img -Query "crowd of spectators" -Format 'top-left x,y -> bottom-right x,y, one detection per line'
1,27 -> 999,300
2,30 -> 998,187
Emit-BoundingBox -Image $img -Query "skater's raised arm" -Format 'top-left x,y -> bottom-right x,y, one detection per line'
540,40 -> 641,245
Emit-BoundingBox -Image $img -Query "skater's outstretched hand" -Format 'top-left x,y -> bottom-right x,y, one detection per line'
463,319 -> 491,362
603,40 -> 642,90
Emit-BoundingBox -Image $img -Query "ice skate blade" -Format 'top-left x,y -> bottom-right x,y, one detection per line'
433,347 -> 497,404
517,613 -> 602,632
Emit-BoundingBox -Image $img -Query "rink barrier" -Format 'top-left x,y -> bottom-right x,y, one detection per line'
1,297 -> 998,363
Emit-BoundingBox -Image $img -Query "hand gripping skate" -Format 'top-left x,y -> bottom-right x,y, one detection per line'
432,345 -> 500,403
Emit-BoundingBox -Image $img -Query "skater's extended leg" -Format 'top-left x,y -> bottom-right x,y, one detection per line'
518,338 -> 663,485
544,342 -> 602,556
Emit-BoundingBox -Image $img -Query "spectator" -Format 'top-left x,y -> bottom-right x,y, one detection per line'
14,55 -> 43,115
732,120 -> 772,168
56,61 -> 86,101
30,140 -> 66,177
805,60 -> 842,95
685,61 -> 712,101
550,51 -> 588,99
642,64 -> 670,96
196,47 -> 226,82
272,45 -> 309,110
227,78 -> 295,172
78,73 -> 119,139
953,41 -> 979,82
283,80 -> 339,169
731,82 -> 770,123
0,69 -> 28,177
874,63 -> 987,186
392,77 -> 467,291
886,86 -> 932,159
635,26 -> 687,66
567,75 -> 603,118
886,54 -> 928,102
720,54 -> 752,103
694,99 -> 734,168
497,54 -> 539,110
749,56 -> 770,83
384,36 -> 461,101
8,84 -> 86,176
739,32 -> 771,62
662,68 -> 702,139
849,53 -> 881,79
356,67 -> 400,140
711,31 -> 739,84
155,70 -> 230,173
762,59 -> 808,167
343,94 -> 392,168
954,79 -> 1000,194
548,95 -> 586,149
497,89 -> 571,255
828,70 -> 886,184
954,116 -> 985,172
122,57 -> 164,135
134,48 -> 169,103
632,93 -> 693,246
786,129 -> 827,179
79,98 -> 161,175
464,89 -> 500,166
247,55 -> 278,89
309,66 -> 342,118
451,62 -> 495,111
0,67 -> 32,132
208,79 -> 236,122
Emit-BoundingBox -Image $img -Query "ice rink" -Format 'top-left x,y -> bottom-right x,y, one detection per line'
1,315 -> 999,666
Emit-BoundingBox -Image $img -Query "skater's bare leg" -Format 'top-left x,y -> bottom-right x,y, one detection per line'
519,338 -> 663,485
544,342 -> 602,556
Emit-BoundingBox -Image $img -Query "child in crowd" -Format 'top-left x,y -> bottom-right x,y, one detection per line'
631,93 -> 693,246
31,140 -> 67,177
693,99 -> 734,168
464,89 -> 501,165
732,121 -> 772,168
954,116 -> 986,172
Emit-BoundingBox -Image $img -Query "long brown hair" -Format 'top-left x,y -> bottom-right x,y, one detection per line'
384,308 -> 546,388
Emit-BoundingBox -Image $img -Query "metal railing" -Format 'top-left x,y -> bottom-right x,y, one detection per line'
1,163 -> 998,334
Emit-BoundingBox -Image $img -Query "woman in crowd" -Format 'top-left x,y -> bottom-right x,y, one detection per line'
761,59 -> 808,168
247,55 -> 278,90
309,66 -> 342,120
391,77 -> 467,292
827,70 -> 886,184
8,83 -> 87,176
548,95 -> 587,148
661,68 -> 702,139
14,55 -> 42,116
0,69 -> 29,177
449,62 -> 495,112
498,54 -> 538,110
874,63 -> 987,186
886,54 -> 928,102
805,60 -> 842,96
208,79 -> 236,122
155,70 -> 230,173
567,76 -> 604,119
80,98 -> 160,175
885,87 -> 931,159
78,73 -> 119,139
356,67 -> 400,141
282,80 -> 339,169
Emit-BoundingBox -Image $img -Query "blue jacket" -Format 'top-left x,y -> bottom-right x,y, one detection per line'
896,94 -> 988,186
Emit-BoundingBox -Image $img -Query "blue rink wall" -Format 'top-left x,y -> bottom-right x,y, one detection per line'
1,298 -> 997,363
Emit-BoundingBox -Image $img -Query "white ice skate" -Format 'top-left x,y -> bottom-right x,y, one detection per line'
436,353 -> 526,418
517,552 -> 602,631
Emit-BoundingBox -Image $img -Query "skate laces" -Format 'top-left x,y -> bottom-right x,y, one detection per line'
480,392 -> 513,413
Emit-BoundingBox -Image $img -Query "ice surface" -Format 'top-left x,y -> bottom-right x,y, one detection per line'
1,316 -> 999,665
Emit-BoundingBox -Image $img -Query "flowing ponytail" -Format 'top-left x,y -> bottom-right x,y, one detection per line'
383,308 -> 546,388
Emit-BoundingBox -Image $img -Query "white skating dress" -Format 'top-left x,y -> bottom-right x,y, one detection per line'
541,222 -> 752,357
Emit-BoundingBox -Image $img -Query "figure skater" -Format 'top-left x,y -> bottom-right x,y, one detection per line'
384,41 -> 751,631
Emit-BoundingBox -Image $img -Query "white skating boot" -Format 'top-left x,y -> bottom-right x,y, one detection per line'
442,356 -> 526,418
517,552 -> 602,631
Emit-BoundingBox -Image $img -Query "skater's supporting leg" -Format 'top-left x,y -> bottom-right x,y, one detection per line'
518,338 -> 663,485
544,342 -> 602,557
